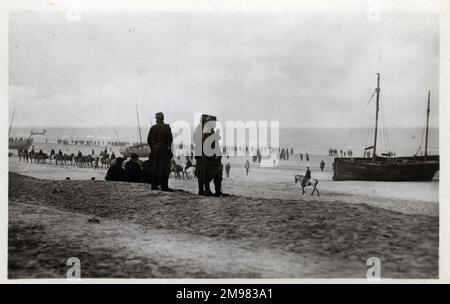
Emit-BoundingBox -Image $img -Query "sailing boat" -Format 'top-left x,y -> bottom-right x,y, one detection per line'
119,104 -> 150,158
8,108 -> 33,150
30,129 -> 46,136
332,73 -> 439,181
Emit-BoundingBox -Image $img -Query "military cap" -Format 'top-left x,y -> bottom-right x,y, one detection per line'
201,114 -> 217,125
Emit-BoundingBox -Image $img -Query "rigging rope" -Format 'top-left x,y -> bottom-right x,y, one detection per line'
343,90 -> 376,149
367,90 -> 376,104
417,126 -> 426,155
379,115 -> 391,154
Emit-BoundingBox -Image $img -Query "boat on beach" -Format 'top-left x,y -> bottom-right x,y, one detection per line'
8,108 -> 33,150
119,104 -> 150,158
9,137 -> 33,150
120,143 -> 150,158
333,74 -> 439,181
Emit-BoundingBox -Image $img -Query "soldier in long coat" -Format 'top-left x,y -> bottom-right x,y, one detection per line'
147,112 -> 173,191
194,114 -> 223,196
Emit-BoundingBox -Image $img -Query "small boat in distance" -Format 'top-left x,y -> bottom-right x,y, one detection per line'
30,129 -> 46,136
120,104 -> 150,158
333,74 -> 439,181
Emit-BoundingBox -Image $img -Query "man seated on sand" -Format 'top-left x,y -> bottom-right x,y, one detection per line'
105,157 -> 125,182
124,153 -> 142,183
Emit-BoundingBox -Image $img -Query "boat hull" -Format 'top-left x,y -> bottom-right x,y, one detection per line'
120,143 -> 150,158
8,140 -> 32,150
333,156 -> 439,181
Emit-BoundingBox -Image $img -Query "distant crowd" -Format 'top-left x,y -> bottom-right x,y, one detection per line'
9,137 -> 33,143
328,148 -> 353,157
56,139 -> 131,147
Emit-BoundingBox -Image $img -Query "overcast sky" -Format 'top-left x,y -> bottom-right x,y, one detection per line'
9,12 -> 439,128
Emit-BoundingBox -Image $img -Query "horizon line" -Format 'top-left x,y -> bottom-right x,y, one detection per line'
10,125 -> 440,129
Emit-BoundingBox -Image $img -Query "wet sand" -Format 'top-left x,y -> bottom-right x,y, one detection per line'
8,169 -> 438,279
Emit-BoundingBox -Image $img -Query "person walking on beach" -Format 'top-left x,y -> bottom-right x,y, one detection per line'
105,157 -> 125,181
225,162 -> 231,178
320,160 -> 325,172
245,160 -> 250,176
147,112 -> 173,191
124,153 -> 142,183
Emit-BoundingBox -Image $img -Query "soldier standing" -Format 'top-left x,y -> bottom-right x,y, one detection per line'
194,114 -> 223,196
147,112 -> 173,191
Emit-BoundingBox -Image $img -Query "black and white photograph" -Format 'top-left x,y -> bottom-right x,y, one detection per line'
2,0 -> 449,283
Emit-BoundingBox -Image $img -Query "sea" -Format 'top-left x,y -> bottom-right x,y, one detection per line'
9,126 -> 439,157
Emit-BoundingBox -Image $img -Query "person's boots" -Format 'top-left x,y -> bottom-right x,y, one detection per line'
151,173 -> 160,190
214,178 -> 223,197
160,174 -> 172,192
198,179 -> 205,195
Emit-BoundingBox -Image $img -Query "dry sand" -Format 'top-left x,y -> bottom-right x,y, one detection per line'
9,168 -> 438,279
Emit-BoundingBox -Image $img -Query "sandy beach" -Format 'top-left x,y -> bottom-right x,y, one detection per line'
8,154 -> 439,279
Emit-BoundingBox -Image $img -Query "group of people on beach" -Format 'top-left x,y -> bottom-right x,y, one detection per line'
15,111 -> 319,195
328,148 -> 353,157
105,112 -> 227,196
299,152 -> 310,162
17,147 -> 48,164
279,148 -> 294,160
56,138 -> 130,147
9,137 -> 32,142
20,147 -> 115,169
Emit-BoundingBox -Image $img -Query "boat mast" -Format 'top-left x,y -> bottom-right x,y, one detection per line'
9,107 -> 16,137
372,73 -> 380,163
424,90 -> 431,159
114,129 -> 121,142
135,103 -> 143,144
